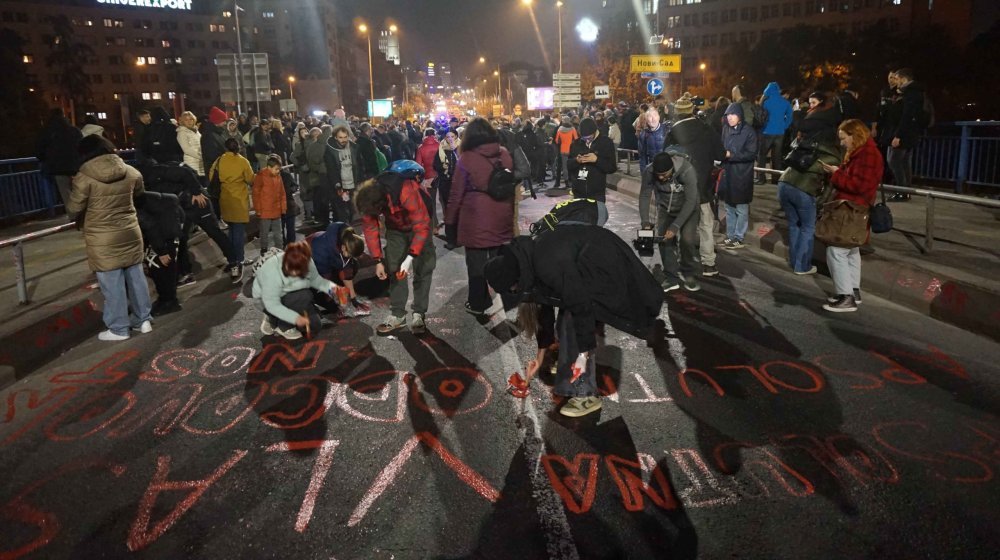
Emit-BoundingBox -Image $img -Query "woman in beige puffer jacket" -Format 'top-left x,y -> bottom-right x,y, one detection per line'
68,136 -> 153,341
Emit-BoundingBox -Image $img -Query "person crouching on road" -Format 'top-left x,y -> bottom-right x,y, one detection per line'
252,155 -> 288,255
307,222 -> 371,317
251,240 -> 336,340
136,190 -> 185,317
67,135 -> 153,341
639,152 -> 702,293
485,226 -> 664,418
355,172 -> 435,336
818,119 -> 883,313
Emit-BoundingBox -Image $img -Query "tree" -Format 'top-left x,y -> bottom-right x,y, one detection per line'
44,15 -> 94,122
0,28 -> 49,157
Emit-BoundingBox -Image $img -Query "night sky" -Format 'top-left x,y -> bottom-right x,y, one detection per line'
339,0 -> 611,80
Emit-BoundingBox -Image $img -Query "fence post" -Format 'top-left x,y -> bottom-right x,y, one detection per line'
924,194 -> 935,254
13,241 -> 28,304
955,124 -> 971,194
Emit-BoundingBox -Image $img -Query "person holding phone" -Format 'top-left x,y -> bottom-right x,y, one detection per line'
566,118 -> 616,225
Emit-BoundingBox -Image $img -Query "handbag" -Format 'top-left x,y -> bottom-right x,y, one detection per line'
815,199 -> 869,248
869,184 -> 893,234
783,139 -> 819,172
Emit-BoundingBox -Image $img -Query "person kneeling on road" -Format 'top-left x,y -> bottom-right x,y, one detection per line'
355,168 -> 435,336
639,151 -> 702,293
251,240 -> 336,340
307,222 -> 371,317
136,190 -> 185,317
485,226 -> 664,418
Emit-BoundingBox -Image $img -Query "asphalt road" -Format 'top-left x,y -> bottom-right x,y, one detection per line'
1,189 -> 998,560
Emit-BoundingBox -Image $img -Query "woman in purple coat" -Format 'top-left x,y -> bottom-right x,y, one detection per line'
445,118 -> 515,316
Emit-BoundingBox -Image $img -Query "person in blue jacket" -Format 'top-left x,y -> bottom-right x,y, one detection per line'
307,222 -> 370,316
757,82 -> 794,183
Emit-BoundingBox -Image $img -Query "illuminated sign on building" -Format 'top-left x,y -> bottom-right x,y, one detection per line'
96,0 -> 193,10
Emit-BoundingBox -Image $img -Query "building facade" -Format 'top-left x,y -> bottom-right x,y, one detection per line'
1,0 -> 345,142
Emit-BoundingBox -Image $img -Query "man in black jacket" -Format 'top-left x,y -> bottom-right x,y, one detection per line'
139,161 -> 242,285
355,123 -> 381,180
888,68 -> 927,202
323,125 -> 366,226
142,107 -> 183,164
485,227 -> 663,418
136,191 -> 185,316
566,118 -> 617,224
639,152 -> 701,293
667,109 -> 727,278
36,108 -> 83,220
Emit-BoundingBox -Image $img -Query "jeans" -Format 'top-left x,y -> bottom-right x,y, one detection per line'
697,203 -> 717,267
553,309 -> 597,398
554,152 -> 571,187
96,263 -> 152,336
656,207 -> 700,282
724,202 -> 749,241
758,134 -> 784,180
385,228 -> 436,318
777,182 -> 817,272
258,218 -> 282,253
887,146 -> 913,188
228,222 -> 246,262
827,246 -> 861,296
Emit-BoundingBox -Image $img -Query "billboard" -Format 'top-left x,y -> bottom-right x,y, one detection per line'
367,99 -> 394,118
527,87 -> 555,111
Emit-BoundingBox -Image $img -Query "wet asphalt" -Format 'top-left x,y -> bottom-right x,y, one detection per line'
0,188 -> 998,560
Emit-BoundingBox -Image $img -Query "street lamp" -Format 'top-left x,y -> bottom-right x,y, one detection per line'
358,23 -> 374,110
287,75 -> 295,99
556,1 -> 564,74
699,62 -> 707,87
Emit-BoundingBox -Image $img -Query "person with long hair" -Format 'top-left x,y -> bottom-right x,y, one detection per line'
819,119 -> 883,312
67,135 -> 153,341
209,137 -> 255,271
445,118 -> 515,316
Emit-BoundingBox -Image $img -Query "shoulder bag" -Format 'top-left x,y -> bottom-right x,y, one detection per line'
869,184 -> 893,234
815,199 -> 869,248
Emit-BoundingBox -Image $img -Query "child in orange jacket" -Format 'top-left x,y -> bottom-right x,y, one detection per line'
252,155 -> 288,254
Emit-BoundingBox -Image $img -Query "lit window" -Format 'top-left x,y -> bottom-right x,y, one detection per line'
97,112 -> 107,120
168,92 -> 176,99
103,18 -> 113,27
136,56 -> 147,65
148,57 -> 157,65
174,57 -> 182,64
152,92 -> 162,100
222,11 -> 232,18
22,54 -> 32,63
219,25 -> 226,33
263,11 -> 275,19
141,92 -> 151,100
209,24 -> 218,32
113,93 -> 120,100
161,39 -> 171,48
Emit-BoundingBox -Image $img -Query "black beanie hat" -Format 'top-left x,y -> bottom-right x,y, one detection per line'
484,251 -> 520,294
653,152 -> 674,174
579,118 -> 598,137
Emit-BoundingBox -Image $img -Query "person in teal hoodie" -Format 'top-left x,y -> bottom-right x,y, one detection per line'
757,82 -> 794,184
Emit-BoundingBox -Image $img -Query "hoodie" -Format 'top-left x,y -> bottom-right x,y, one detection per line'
554,125 -> 578,155
761,82 -> 793,136
80,123 -> 105,138
142,107 -> 183,163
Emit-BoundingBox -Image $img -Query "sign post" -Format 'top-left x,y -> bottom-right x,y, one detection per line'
629,55 -> 682,74
552,72 -> 581,110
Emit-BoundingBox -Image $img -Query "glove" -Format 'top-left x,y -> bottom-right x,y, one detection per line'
570,352 -> 588,384
395,255 -> 414,280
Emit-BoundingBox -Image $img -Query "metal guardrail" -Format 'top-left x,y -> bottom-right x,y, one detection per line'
755,165 -> 1000,253
912,121 -> 1000,193
0,222 -> 78,305
617,148 -> 639,176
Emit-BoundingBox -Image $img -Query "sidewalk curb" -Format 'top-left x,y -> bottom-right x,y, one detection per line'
608,173 -> 1000,342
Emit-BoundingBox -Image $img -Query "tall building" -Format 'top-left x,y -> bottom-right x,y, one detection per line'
439,63 -> 452,89
0,0 -> 345,141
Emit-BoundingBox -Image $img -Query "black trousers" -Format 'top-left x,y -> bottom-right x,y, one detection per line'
149,247 -> 178,303
314,178 -> 332,226
264,288 -> 322,334
180,205 -> 237,275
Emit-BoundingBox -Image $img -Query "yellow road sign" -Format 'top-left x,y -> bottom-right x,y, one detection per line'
630,55 -> 682,74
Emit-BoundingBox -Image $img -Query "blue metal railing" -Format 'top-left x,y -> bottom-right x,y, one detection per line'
913,121 -> 1000,193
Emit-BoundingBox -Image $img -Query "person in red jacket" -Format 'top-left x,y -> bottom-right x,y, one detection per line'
414,129 -> 441,231
355,172 -> 435,335
819,119 -> 883,313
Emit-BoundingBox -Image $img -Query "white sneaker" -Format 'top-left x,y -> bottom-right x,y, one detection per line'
98,330 -> 129,341
276,326 -> 303,340
260,315 -> 275,335
410,312 -> 426,334
131,320 -> 153,334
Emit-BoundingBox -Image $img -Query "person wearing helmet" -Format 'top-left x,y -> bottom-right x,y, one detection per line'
355,165 -> 435,335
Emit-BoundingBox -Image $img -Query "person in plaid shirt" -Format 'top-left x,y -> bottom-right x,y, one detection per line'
819,119 -> 883,313
355,172 -> 436,335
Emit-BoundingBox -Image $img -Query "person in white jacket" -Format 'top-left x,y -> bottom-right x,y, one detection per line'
176,111 -> 204,177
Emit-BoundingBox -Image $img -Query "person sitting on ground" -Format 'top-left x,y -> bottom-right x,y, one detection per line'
251,240 -> 336,340
307,221 -> 371,317
485,226 -> 664,418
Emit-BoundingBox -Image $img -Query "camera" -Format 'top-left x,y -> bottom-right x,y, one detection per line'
632,228 -> 657,257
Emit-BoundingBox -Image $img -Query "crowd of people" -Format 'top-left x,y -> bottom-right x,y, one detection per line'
32,66 -> 930,417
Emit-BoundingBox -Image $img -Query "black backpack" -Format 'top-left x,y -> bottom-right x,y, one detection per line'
752,103 -> 769,131
485,160 -> 518,201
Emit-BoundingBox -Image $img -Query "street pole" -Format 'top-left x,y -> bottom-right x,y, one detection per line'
234,2 -> 243,116
558,1 -> 563,74
365,30 -> 374,109
496,65 -> 501,113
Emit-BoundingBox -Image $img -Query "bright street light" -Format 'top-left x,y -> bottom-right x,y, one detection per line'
576,17 -> 598,43
389,24 -> 397,32
479,56 -> 486,64
521,0 -> 532,4
358,23 -> 367,33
